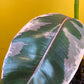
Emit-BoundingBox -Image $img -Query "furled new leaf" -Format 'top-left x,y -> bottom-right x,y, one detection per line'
1,13 -> 84,84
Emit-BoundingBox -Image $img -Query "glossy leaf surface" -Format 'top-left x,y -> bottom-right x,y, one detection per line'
1,13 -> 84,84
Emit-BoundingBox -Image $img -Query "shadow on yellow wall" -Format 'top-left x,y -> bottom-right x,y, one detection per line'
0,0 -> 84,83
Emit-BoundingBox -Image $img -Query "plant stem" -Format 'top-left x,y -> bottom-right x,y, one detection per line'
74,0 -> 79,19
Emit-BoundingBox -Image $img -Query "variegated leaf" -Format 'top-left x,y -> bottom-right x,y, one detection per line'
1,13 -> 84,84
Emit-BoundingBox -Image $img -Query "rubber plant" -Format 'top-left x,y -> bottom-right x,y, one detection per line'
1,0 -> 84,84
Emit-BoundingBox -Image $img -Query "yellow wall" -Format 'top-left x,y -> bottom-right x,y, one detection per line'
0,0 -> 84,82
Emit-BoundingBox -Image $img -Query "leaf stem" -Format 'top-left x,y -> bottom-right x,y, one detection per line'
74,0 -> 79,19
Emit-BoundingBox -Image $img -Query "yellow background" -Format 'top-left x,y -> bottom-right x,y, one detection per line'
0,0 -> 84,82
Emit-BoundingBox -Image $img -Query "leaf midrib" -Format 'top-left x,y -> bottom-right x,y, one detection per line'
27,16 -> 70,84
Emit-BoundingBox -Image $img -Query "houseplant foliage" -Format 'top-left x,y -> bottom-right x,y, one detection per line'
1,0 -> 84,84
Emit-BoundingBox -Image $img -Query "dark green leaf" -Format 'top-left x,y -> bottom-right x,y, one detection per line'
1,13 -> 84,84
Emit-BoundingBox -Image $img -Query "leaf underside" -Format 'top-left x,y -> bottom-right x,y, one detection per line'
1,13 -> 84,84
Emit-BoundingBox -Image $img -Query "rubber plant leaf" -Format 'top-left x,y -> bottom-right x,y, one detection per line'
1,13 -> 84,84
